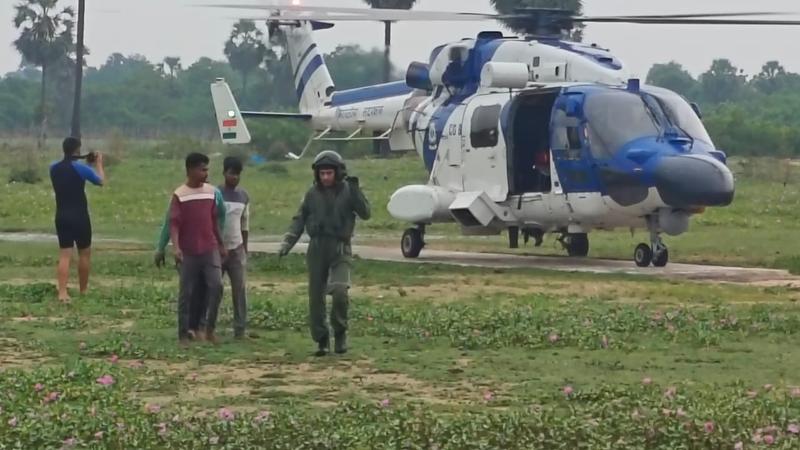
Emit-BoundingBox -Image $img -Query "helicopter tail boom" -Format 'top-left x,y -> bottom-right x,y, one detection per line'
282,21 -> 336,115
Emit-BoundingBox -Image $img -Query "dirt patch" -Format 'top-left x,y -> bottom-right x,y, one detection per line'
0,338 -> 49,369
137,358 -> 476,407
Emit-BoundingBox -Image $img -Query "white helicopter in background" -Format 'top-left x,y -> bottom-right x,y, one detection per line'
208,3 -> 800,267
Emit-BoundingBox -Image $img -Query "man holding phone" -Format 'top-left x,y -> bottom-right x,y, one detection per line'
49,137 -> 105,302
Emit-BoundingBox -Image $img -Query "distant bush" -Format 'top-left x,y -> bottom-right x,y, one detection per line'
7,166 -> 41,184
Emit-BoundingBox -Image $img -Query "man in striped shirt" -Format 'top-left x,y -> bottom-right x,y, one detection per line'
168,153 -> 227,346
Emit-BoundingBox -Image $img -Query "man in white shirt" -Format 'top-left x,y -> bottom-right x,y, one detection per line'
219,156 -> 251,339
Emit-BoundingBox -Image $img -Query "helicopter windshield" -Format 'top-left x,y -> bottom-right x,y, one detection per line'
645,86 -> 714,146
584,91 -> 660,157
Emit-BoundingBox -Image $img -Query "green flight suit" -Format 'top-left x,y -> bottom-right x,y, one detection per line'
280,151 -> 371,348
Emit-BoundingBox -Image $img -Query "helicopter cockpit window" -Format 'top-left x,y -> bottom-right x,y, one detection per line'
585,91 -> 660,157
471,105 -> 502,148
645,86 -> 714,146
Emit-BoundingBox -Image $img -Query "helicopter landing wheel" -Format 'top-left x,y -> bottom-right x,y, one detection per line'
563,233 -> 589,257
401,227 -> 425,259
653,246 -> 669,267
634,243 -> 653,267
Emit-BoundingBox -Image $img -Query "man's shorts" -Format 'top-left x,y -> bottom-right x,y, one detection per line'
55,215 -> 92,250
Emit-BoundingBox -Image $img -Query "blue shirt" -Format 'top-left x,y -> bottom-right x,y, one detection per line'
49,160 -> 102,218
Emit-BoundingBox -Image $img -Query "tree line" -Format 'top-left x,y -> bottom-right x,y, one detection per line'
5,0 -> 800,157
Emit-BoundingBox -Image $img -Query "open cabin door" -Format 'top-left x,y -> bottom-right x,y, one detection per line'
550,93 -> 602,193
461,100 -> 509,201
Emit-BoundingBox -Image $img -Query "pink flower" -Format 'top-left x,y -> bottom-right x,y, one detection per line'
380,398 -> 391,407
34,383 -> 44,392
734,442 -> 743,450
188,373 -> 198,382
788,423 -> 800,434
254,410 -> 271,423
218,407 -> 235,422
367,315 -> 374,322
642,377 -> 653,386
146,404 -> 161,414
157,422 -> 168,436
94,431 -> 104,440
764,434 -> 775,445
44,391 -> 60,403
664,386 -> 677,399
109,354 -> 119,364
8,417 -> 17,427
96,375 -> 114,386
548,333 -> 560,344
563,386 -> 574,396
790,387 -> 800,398
704,421 -> 715,434
483,391 -> 494,402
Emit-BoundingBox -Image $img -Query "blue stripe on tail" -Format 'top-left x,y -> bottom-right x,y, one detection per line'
296,55 -> 324,100
293,44 -> 318,84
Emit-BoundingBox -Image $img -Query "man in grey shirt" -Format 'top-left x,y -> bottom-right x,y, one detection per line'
220,156 -> 251,339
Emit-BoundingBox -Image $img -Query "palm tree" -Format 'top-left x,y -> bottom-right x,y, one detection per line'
224,20 -> 267,99
13,0 -> 75,148
71,0 -> 85,138
490,0 -> 584,41
163,57 -> 182,79
361,0 -> 417,83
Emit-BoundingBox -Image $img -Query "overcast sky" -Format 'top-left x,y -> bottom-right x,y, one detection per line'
2,0 -> 800,79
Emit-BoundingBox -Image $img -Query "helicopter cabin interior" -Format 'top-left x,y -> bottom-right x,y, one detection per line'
506,89 -> 560,195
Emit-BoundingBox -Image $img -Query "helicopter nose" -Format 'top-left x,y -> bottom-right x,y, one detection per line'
654,154 -> 735,208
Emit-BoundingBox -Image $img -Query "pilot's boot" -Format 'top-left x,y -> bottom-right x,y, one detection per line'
334,333 -> 347,355
316,335 -> 330,357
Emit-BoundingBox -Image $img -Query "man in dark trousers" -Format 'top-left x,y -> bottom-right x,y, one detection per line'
168,153 -> 226,346
154,186 -> 226,340
219,156 -> 251,339
49,137 -> 105,302
279,150 -> 370,356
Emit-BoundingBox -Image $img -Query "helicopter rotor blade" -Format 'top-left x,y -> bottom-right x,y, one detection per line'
199,3 -> 800,27
573,17 -> 800,26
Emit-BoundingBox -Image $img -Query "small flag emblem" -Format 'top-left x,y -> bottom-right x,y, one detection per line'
223,119 -> 237,127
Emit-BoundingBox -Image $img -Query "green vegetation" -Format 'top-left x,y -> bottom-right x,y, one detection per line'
2,147 -> 800,270
2,241 -> 800,448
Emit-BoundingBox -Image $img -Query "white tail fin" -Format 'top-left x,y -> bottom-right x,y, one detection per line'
211,79 -> 252,144
283,21 -> 335,114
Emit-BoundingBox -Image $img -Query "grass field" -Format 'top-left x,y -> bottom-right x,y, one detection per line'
2,240 -> 800,447
2,141 -> 800,270
3,141 -> 800,447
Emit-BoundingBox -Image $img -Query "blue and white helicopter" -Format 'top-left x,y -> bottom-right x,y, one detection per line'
209,4 -> 800,267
